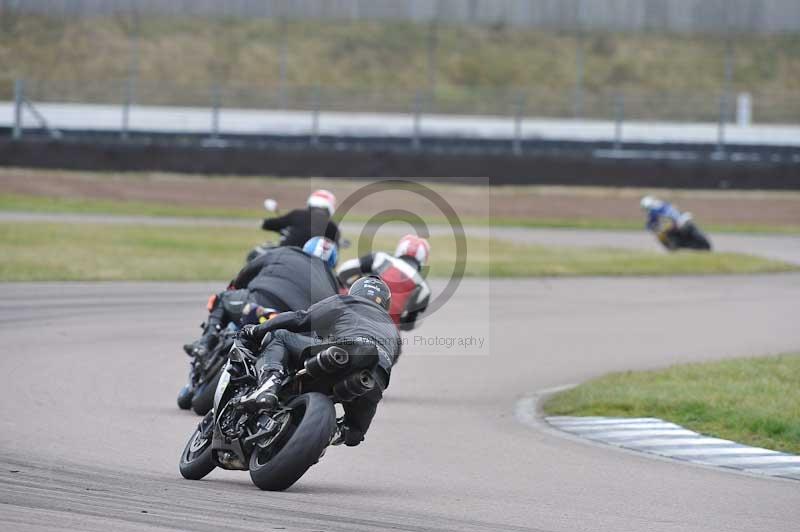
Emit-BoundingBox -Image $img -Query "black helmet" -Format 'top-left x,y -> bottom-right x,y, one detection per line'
349,276 -> 391,311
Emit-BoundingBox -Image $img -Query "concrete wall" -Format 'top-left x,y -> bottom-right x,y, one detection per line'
5,0 -> 800,34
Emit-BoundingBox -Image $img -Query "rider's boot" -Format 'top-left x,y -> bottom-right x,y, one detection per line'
183,324 -> 221,358
240,367 -> 285,411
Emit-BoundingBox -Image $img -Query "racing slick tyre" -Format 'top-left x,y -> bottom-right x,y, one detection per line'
249,392 -> 336,491
191,369 -> 222,416
177,384 -> 193,410
179,412 -> 216,480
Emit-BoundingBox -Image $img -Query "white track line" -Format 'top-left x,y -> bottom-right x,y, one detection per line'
583,429 -> 698,439
657,446 -> 782,457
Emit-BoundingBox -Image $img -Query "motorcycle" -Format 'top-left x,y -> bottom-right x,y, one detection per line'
179,337 -> 378,491
177,326 -> 238,415
178,301 -> 279,416
656,216 -> 712,251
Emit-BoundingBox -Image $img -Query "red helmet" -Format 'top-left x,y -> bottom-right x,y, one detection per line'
395,234 -> 430,267
307,189 -> 336,215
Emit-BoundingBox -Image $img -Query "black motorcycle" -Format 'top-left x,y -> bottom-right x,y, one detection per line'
179,338 -> 378,491
656,219 -> 712,251
179,298 -> 280,415
177,327 -> 238,416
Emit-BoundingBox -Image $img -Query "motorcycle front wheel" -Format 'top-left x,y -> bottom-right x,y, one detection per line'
248,392 -> 336,491
177,384 -> 193,410
686,224 -> 712,250
179,412 -> 216,480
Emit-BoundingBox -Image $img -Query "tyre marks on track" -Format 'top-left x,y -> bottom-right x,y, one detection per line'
0,454 -> 552,532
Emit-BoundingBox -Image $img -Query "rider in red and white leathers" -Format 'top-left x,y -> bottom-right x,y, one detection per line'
337,235 -> 431,332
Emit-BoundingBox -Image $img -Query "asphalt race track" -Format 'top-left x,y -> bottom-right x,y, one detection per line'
1,270 -> 799,532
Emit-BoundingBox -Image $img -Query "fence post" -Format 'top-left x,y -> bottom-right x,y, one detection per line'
574,38 -> 584,118
717,36 -> 734,156
13,79 -> 24,140
614,92 -> 624,150
716,93 -> 727,155
427,9 -> 439,101
412,89 -> 423,150
573,0 -> 585,118
310,86 -> 320,146
210,84 -> 221,140
736,92 -> 752,127
278,16 -> 289,110
513,93 -> 525,156
121,77 -> 133,140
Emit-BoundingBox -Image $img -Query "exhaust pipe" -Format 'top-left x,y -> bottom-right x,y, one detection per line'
303,346 -> 350,378
333,370 -> 375,402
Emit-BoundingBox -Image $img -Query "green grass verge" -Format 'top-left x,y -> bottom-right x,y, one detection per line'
544,354 -> 800,454
0,222 -> 796,281
0,194 -> 262,220
3,193 -> 800,235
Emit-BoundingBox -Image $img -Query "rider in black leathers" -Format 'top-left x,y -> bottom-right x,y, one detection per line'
239,277 -> 399,447
184,245 -> 340,358
261,189 -> 341,247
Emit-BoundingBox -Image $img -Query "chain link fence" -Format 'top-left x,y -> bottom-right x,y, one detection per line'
2,1 -> 798,147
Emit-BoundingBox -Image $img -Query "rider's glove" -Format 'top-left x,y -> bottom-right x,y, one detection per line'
238,324 -> 261,350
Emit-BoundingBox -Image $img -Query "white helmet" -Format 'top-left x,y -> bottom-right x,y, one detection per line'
307,189 -> 336,215
640,195 -> 661,211
395,234 -> 431,268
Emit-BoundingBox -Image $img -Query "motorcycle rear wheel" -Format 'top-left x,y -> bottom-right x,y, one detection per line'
248,392 -> 336,491
179,412 -> 216,480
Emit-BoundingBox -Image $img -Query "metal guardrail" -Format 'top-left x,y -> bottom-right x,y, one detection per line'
7,126 -> 800,165
8,79 -> 799,154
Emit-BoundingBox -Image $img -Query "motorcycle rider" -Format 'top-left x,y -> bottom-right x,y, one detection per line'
185,237 -> 340,360
261,189 -> 341,247
239,276 -> 399,447
179,238 -> 340,407
640,195 -> 692,233
337,234 -> 431,331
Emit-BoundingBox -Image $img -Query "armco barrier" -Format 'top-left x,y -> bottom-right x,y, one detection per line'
0,133 -> 798,190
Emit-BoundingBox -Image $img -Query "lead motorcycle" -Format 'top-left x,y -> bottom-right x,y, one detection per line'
179,337 -> 378,491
